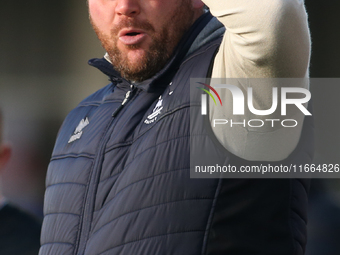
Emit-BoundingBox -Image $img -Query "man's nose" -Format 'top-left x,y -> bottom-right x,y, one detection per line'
115,0 -> 140,17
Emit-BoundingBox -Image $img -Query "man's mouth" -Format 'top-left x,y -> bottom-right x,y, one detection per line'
119,29 -> 147,45
126,32 -> 140,36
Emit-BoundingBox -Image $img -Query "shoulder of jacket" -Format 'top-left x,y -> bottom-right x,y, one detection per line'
181,36 -> 223,67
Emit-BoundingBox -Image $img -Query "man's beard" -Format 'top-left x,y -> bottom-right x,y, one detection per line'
91,1 -> 196,82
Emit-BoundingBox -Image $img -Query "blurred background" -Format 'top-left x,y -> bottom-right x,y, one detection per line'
0,1 -> 339,254
0,1 -> 107,217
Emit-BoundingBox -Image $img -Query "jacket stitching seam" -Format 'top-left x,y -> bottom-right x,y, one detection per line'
97,167 -> 188,211
288,179 -> 297,255
180,40 -> 222,66
92,198 -> 213,237
77,99 -> 122,107
99,155 -> 188,185
123,133 -> 204,171
40,242 -> 74,247
290,199 -> 307,225
289,180 -> 308,254
124,133 -> 204,169
97,230 -> 205,254
44,212 -> 80,217
76,103 -> 101,107
133,104 -> 190,140
101,135 -> 191,183
51,154 -> 95,161
74,110 -> 118,254
99,133 -> 207,187
46,182 -> 87,189
104,104 -> 191,152
201,178 -> 223,255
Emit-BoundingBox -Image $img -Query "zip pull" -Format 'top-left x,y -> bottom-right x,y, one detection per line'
121,90 -> 131,105
112,89 -> 133,117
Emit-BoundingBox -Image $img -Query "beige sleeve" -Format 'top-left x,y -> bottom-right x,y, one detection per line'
203,0 -> 311,161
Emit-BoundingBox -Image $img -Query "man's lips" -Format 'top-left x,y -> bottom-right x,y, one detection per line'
118,29 -> 147,45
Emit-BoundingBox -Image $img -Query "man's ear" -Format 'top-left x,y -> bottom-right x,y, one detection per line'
0,145 -> 11,170
191,0 -> 204,9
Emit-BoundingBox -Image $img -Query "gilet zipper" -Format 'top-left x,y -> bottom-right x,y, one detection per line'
75,86 -> 137,255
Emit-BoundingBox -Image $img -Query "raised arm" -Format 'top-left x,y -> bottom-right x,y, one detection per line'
203,0 -> 311,161
204,0 -> 310,78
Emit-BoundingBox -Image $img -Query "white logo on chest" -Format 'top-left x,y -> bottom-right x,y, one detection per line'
68,117 -> 90,143
144,97 -> 163,125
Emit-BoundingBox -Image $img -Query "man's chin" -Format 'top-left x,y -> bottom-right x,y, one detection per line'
110,49 -> 150,82
125,49 -> 148,64
109,37 -> 169,82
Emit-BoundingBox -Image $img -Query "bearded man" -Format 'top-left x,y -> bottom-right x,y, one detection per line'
40,0 -> 312,254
